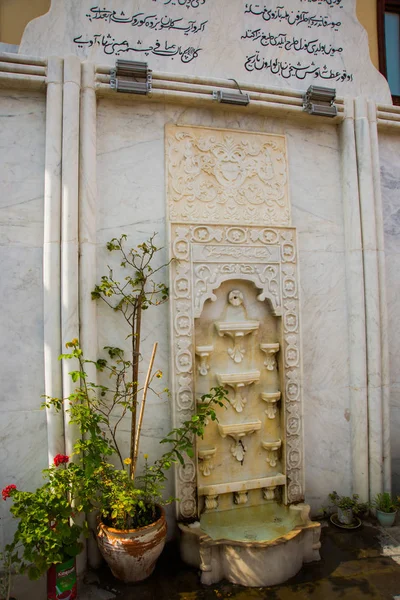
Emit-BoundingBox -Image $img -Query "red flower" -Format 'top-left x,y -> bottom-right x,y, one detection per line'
53,454 -> 69,467
2,484 -> 17,501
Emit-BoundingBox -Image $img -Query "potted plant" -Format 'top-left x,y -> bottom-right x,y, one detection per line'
373,492 -> 399,528
2,455 -> 85,599
44,235 -> 229,583
328,491 -> 368,525
47,340 -> 227,583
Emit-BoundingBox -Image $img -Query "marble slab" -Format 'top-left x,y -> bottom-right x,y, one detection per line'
380,134 -> 400,496
0,90 -> 46,547
0,91 -> 45,248
0,410 -> 48,547
166,124 -> 290,226
94,99 -> 353,513
20,0 -> 391,102
0,247 -> 44,411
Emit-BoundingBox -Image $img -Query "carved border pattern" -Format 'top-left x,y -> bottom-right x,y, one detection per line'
170,224 -> 303,520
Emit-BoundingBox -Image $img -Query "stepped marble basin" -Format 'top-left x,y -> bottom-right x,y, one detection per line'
217,371 -> 260,412
179,503 -> 321,587
201,502 -> 300,543
215,321 -> 259,363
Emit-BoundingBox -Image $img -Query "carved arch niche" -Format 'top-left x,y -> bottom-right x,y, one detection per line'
166,125 -> 303,521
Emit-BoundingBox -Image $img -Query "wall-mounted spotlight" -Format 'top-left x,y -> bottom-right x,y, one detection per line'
213,90 -> 250,106
110,60 -> 152,94
213,78 -> 250,106
303,85 -> 337,117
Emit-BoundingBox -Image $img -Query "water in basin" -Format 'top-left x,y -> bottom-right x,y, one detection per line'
200,503 -> 302,543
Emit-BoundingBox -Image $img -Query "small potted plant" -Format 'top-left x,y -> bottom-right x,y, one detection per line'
2,455 -> 85,599
328,491 -> 368,526
373,492 -> 399,528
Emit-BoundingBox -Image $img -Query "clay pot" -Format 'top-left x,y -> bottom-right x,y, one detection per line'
96,506 -> 167,583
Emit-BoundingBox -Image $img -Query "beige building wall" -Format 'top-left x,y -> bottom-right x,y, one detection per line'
0,0 -> 380,70
356,0 -> 379,69
0,0 -> 50,46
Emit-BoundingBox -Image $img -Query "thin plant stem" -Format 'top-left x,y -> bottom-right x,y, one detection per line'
6,554 -> 11,600
129,294 -> 142,476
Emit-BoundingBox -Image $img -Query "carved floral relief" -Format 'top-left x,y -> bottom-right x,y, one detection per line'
167,125 -> 290,226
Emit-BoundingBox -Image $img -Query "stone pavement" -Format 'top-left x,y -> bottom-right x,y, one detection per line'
11,520 -> 400,600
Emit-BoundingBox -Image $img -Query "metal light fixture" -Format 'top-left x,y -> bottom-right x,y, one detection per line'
303,85 -> 337,117
213,78 -> 250,106
110,60 -> 152,95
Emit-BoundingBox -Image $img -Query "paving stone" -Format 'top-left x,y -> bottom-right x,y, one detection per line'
8,520 -> 400,600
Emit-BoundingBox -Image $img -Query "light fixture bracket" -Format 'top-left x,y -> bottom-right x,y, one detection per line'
213,90 -> 250,106
110,60 -> 152,95
213,78 -> 250,106
303,85 -> 337,117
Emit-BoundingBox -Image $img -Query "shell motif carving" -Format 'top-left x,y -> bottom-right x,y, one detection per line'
234,491 -> 248,505
198,448 -> 216,477
263,486 -> 277,501
205,495 -> 218,510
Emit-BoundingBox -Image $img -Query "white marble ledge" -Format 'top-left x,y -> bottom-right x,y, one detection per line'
199,474 -> 286,497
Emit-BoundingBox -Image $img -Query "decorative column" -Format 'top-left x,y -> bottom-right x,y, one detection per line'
79,61 -> 98,392
368,100 -> 391,492
340,97 -> 369,501
355,96 -> 384,499
79,60 -> 101,568
43,56 -> 64,464
61,55 -> 81,455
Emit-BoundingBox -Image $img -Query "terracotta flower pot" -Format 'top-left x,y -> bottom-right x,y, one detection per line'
96,506 -> 167,583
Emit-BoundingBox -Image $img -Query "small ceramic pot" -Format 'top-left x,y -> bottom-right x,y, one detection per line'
376,509 -> 397,528
337,507 -> 354,525
97,506 -> 167,583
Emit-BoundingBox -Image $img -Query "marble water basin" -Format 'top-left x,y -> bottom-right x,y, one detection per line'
179,503 -> 321,587
200,503 -> 302,543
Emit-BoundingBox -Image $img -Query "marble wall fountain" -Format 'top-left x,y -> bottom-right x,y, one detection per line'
167,124 -> 321,586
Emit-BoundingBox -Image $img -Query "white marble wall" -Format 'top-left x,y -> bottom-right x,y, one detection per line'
380,133 -> 400,497
95,98 -> 174,526
95,98 -> 351,516
0,91 -> 47,545
288,121 -> 351,510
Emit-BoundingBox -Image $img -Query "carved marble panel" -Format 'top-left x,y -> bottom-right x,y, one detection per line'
167,126 -> 290,227
169,223 -> 303,519
168,124 -> 302,520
